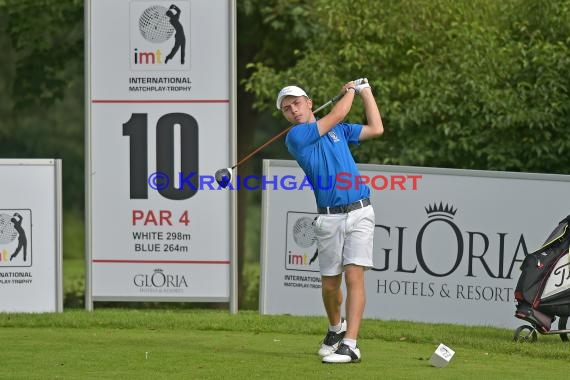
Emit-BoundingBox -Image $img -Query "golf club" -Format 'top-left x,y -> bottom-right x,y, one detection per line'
215,81 -> 367,187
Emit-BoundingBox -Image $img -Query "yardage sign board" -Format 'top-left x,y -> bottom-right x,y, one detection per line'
260,160 -> 570,328
0,159 -> 62,312
86,0 -> 236,306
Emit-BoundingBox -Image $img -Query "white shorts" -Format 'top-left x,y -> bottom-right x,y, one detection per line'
313,205 -> 375,276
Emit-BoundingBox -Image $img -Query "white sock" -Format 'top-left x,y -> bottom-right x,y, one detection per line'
328,319 -> 343,333
343,338 -> 357,349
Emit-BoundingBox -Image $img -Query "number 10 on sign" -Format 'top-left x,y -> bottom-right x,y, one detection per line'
123,112 -> 198,200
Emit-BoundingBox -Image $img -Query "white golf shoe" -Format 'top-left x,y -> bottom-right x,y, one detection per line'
317,318 -> 347,357
322,343 -> 361,363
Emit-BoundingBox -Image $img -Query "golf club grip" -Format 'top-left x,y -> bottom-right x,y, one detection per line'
331,91 -> 345,103
232,92 -> 345,169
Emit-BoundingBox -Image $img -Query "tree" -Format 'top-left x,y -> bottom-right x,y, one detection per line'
0,0 -> 84,209
245,0 -> 570,174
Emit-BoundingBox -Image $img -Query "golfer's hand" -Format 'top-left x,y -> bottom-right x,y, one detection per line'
352,78 -> 368,86
355,80 -> 371,95
342,81 -> 357,94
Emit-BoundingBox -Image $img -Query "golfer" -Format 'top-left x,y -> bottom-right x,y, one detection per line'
164,4 -> 186,65
277,79 -> 384,363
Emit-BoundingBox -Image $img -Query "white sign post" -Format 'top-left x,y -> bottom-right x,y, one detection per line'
85,0 -> 236,309
260,159 -> 570,328
0,159 -> 63,312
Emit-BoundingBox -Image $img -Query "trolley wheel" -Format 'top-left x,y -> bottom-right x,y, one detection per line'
513,325 -> 538,343
558,316 -> 569,342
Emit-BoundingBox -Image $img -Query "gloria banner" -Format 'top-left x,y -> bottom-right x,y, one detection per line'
260,159 -> 570,328
86,0 -> 236,307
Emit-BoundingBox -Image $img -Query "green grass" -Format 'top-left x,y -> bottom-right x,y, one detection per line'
1,309 -> 570,379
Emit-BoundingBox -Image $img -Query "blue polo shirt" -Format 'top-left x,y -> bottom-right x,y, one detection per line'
285,121 -> 370,208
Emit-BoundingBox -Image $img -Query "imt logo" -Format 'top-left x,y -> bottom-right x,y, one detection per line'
287,250 -> 312,266
285,213 -> 319,272
130,2 -> 190,70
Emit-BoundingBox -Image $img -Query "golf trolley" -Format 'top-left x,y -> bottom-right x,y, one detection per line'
513,316 -> 569,343
512,215 -> 570,343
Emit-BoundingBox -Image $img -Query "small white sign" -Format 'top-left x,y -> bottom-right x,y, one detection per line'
429,343 -> 455,368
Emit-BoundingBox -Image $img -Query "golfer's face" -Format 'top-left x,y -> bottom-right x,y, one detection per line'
281,96 -> 312,124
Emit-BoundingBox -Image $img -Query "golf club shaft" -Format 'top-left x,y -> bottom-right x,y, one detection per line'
232,91 -> 345,169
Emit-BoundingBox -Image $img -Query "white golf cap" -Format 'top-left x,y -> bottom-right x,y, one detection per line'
276,85 -> 308,110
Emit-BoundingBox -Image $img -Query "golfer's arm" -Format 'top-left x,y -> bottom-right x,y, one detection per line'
317,90 -> 355,136
359,90 -> 383,141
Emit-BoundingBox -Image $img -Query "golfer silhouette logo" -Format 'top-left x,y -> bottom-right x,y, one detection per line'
134,3 -> 189,69
164,4 -> 186,65
0,211 -> 30,266
10,213 -> 27,262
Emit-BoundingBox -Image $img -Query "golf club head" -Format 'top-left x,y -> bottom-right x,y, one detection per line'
215,167 -> 232,188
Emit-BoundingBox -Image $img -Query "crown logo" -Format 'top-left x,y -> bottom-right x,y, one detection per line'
425,202 -> 457,218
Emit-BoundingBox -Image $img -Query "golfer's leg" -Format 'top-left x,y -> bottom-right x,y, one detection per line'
341,206 -> 374,340
321,274 -> 343,325
344,264 -> 365,340
315,214 -> 345,325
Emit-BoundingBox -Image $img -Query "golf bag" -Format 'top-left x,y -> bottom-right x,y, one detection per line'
514,215 -> 570,333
